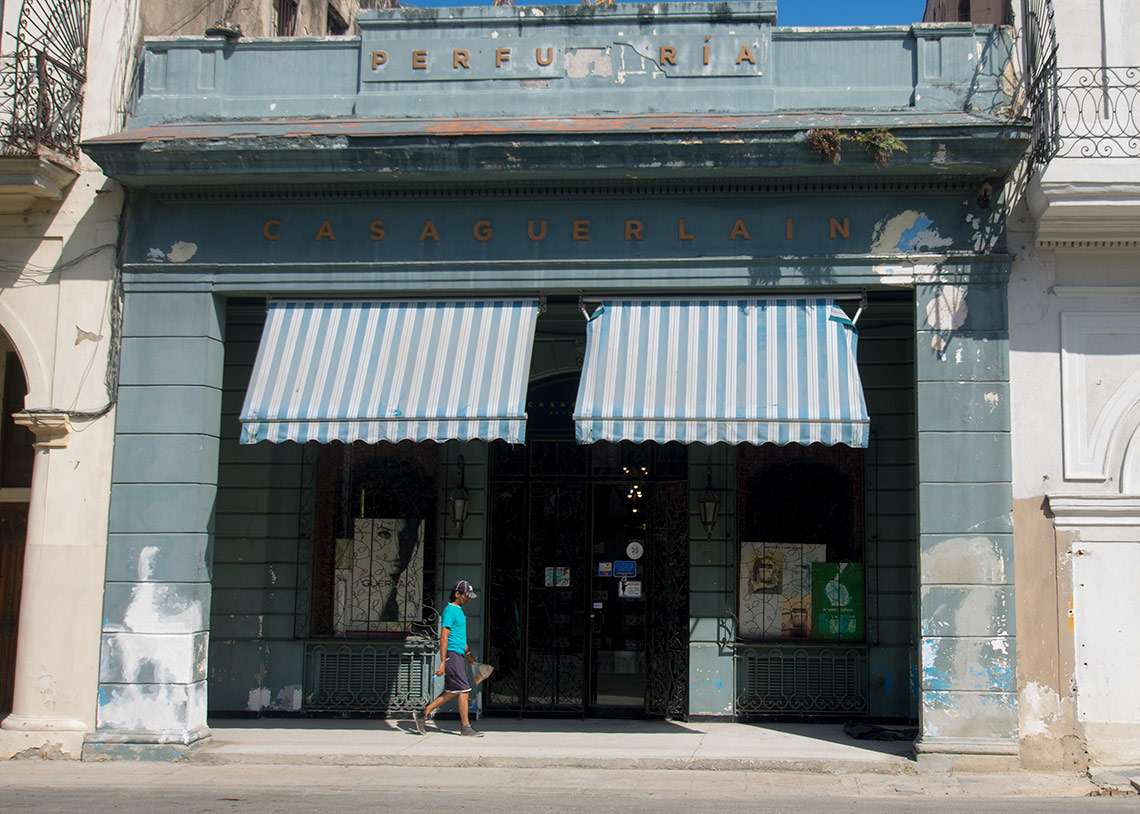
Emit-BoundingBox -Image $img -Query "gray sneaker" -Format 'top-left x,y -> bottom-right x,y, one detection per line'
412,710 -> 426,735
460,725 -> 484,738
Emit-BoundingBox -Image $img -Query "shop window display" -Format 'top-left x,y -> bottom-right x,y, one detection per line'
736,444 -> 864,642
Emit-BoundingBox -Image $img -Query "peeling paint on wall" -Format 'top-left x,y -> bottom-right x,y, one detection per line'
924,284 -> 969,354
564,47 -> 613,79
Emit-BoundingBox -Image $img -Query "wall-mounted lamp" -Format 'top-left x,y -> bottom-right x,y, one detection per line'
698,461 -> 720,539
448,454 -> 470,537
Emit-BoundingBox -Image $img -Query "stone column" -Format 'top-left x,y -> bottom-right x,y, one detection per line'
85,291 -> 224,758
0,413 -> 89,756
913,277 -> 1018,767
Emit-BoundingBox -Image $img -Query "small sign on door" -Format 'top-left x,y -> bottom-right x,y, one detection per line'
618,579 -> 642,599
597,561 -> 613,577
614,560 -> 637,578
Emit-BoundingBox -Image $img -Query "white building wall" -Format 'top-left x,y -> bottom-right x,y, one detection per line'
1009,0 -> 1140,770
0,0 -> 140,759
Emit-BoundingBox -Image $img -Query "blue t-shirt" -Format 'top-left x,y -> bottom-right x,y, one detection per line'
441,602 -> 467,654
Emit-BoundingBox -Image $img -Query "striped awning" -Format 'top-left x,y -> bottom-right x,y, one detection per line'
573,298 -> 869,447
240,299 -> 540,445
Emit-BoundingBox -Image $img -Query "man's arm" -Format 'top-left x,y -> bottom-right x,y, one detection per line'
436,627 -> 450,676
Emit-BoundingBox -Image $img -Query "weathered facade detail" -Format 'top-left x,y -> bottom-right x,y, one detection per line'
78,1 -> 1031,762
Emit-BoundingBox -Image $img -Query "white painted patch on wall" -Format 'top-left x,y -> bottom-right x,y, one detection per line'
1020,680 -> 1061,737
564,48 -> 613,79
276,684 -> 303,711
872,210 -> 954,255
985,391 -> 1001,410
166,241 -> 198,263
247,687 -> 271,712
925,285 -> 969,354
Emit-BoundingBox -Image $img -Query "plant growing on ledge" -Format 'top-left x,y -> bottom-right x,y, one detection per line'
852,128 -> 908,167
805,128 -> 846,165
805,128 -> 908,168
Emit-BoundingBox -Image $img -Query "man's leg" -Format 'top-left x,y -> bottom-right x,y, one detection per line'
424,688 -> 453,711
457,692 -> 469,727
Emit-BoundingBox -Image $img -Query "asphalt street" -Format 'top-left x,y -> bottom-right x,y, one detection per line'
1,764 -> 1136,813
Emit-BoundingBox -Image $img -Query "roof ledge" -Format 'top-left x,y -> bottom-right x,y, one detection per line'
0,153 -> 80,213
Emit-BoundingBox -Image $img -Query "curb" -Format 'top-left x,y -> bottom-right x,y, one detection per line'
189,750 -> 919,774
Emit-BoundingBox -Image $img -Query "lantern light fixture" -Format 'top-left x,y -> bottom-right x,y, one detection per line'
449,454 -> 470,537
698,462 -> 720,539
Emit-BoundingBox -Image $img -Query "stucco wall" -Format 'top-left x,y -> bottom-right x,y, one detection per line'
0,0 -> 132,759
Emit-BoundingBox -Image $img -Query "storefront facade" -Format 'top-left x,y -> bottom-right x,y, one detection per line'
84,3 -> 1027,761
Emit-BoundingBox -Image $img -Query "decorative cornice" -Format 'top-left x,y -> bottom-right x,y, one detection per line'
1047,493 -> 1140,527
150,177 -> 982,204
1039,239 -> 1140,250
913,736 -> 1019,756
12,411 -> 70,449
1052,286 -> 1140,298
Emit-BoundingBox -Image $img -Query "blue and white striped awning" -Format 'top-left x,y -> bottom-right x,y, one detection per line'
240,299 -> 540,445
574,298 -> 869,447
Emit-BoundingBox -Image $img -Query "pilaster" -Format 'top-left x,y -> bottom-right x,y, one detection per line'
913,278 -> 1018,766
85,291 -> 224,758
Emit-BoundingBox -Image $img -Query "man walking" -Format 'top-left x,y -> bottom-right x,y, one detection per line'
414,580 -> 484,737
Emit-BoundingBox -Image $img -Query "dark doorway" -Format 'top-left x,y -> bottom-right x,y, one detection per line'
0,351 -> 32,718
485,374 -> 689,718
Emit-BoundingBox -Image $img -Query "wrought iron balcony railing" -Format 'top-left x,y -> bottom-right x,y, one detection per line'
1055,66 -> 1140,159
0,47 -> 86,159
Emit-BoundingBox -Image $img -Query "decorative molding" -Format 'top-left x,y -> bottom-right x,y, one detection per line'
12,411 -> 70,448
0,156 -> 79,214
1039,240 -> 1140,250
1053,286 -> 1140,298
1047,493 -> 1140,527
1060,313 -> 1140,482
150,177 -> 982,205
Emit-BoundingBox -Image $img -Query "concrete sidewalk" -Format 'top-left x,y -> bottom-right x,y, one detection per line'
189,718 -> 918,773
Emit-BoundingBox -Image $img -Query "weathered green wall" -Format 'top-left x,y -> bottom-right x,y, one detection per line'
686,295 -> 919,720
209,302 -> 312,713
96,291 -> 224,747
914,281 -> 1015,755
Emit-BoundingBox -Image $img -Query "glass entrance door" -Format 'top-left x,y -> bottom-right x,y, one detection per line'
588,483 -> 649,712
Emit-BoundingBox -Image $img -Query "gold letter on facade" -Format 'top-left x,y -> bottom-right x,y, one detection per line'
572,219 -> 590,241
728,219 -> 751,240
527,219 -> 549,241
659,46 -> 677,66
473,220 -> 493,242
369,219 -> 385,241
535,47 -> 554,67
315,220 -> 336,241
496,48 -> 512,68
412,50 -> 428,70
785,218 -> 795,240
263,219 -> 282,241
371,50 -> 388,70
624,220 -> 643,241
453,49 -> 470,69
829,216 -> 850,240
735,44 -> 756,65
678,218 -> 696,241
419,220 -> 439,241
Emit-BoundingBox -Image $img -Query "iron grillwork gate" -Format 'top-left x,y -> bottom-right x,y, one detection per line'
485,437 -> 689,717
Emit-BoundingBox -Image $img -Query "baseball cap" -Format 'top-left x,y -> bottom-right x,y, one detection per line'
454,580 -> 477,599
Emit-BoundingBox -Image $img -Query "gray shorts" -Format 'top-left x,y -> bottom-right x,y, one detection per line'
444,652 -> 471,693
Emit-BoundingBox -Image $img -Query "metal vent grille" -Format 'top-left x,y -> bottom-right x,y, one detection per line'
304,642 -> 432,713
736,644 -> 868,717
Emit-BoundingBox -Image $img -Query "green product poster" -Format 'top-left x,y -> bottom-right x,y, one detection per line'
811,563 -> 865,641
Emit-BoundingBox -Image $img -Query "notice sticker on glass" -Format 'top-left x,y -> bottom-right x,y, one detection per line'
544,567 -> 554,587
597,561 -> 613,577
626,541 -> 644,560
618,579 -> 642,599
556,567 -> 571,587
593,601 -> 604,609
614,560 -> 637,578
